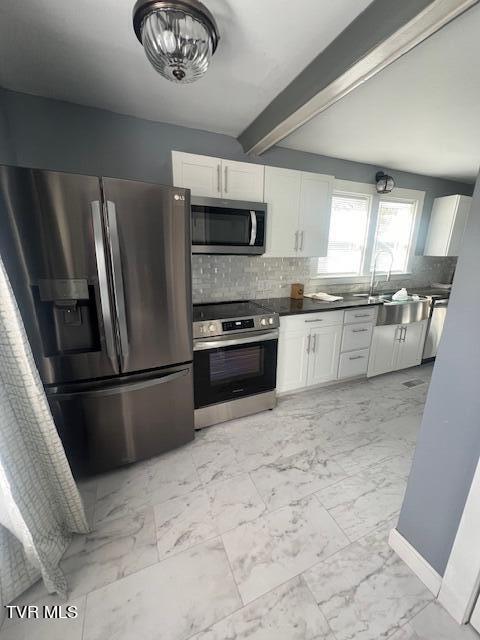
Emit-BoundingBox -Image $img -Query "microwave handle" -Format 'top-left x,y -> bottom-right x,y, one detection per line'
249,210 -> 257,246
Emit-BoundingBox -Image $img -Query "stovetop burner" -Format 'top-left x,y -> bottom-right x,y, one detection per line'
193,300 -> 270,322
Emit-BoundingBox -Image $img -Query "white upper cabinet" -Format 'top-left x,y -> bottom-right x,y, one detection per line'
221,159 -> 264,202
298,172 -> 334,257
172,151 -> 264,201
263,166 -> 333,258
424,194 -> 472,257
263,166 -> 301,257
172,151 -> 221,198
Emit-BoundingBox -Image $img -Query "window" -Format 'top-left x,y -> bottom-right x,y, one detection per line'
317,194 -> 371,275
316,181 -> 423,279
372,199 -> 417,273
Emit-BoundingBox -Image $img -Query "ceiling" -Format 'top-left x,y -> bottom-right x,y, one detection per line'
279,3 -> 480,184
0,0 -> 372,136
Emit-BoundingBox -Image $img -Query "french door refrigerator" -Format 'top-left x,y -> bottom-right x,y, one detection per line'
0,166 -> 194,475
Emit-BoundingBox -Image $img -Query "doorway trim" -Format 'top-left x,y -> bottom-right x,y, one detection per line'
438,455 -> 480,623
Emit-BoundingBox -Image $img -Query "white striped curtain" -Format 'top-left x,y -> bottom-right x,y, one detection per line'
0,255 -> 89,607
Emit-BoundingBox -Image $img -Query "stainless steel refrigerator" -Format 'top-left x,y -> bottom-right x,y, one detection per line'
0,166 -> 194,475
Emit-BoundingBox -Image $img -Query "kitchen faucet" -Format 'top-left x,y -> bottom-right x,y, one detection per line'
369,249 -> 394,299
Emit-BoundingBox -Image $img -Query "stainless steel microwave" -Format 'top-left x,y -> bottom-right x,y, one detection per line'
191,196 -> 267,255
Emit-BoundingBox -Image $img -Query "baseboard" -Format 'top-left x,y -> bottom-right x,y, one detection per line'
389,528 -> 442,596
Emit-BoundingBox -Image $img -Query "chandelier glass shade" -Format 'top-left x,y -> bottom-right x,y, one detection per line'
133,0 -> 220,84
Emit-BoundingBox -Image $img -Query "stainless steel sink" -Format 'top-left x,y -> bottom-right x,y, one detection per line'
376,296 -> 431,326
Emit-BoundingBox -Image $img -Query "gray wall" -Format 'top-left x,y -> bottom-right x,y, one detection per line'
0,88 -> 472,254
398,173 -> 480,576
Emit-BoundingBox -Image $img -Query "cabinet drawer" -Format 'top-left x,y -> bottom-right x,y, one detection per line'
338,349 -> 369,379
341,322 -> 373,352
281,310 -> 344,331
344,307 -> 377,324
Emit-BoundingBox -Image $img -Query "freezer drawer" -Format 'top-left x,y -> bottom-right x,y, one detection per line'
48,364 -> 194,475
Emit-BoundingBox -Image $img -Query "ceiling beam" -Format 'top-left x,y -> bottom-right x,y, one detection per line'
238,0 -> 478,155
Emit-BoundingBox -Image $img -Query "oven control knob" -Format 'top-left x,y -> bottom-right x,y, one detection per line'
260,318 -> 267,326
268,317 -> 274,325
208,323 -> 216,332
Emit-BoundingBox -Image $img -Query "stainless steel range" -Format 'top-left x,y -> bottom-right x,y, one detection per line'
193,301 -> 279,429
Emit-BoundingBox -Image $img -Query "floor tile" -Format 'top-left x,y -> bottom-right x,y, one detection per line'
191,440 -> 244,484
303,526 -> 433,640
191,576 -> 334,640
59,508 -> 158,598
222,495 -> 349,604
1,595 -> 85,640
94,462 -> 151,525
389,601 -> 480,640
154,488 -> 218,560
83,538 -> 242,640
333,435 -> 412,475
250,446 -> 346,510
206,474 -> 267,533
77,478 -> 97,527
375,450 -> 414,482
316,465 -> 406,541
146,447 -> 202,504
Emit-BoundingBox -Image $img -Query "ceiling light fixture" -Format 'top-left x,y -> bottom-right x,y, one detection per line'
133,0 -> 220,84
375,171 -> 395,194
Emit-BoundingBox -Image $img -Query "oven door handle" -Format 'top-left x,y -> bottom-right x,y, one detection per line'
249,210 -> 257,246
194,329 -> 279,351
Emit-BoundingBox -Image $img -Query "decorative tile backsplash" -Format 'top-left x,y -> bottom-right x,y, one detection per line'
192,255 -> 456,303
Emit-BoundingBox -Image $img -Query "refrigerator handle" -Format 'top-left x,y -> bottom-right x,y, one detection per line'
91,201 -> 117,366
106,201 -> 129,364
50,368 -> 189,400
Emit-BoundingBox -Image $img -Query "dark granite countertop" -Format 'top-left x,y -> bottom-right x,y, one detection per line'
255,295 -> 382,316
256,288 -> 450,317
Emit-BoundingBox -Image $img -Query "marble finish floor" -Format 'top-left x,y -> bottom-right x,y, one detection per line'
3,364 -> 478,640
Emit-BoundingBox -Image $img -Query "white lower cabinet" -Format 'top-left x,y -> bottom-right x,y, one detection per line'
338,349 -> 370,378
277,313 -> 343,393
276,328 -> 310,392
367,320 -> 428,377
396,320 -> 428,370
307,325 -> 343,386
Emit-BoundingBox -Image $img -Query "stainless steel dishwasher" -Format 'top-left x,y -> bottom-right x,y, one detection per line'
423,297 -> 449,360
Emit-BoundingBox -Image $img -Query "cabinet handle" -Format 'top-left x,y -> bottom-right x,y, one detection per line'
217,165 -> 222,193
312,334 -> 316,352
224,166 -> 228,193
402,326 -> 407,342
305,318 -> 323,323
354,314 -> 370,318
299,230 -> 305,251
294,230 -> 299,251
306,334 -> 311,353
352,328 -> 368,333
349,355 -> 365,360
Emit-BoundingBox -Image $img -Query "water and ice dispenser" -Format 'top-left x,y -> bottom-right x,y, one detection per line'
34,278 -> 100,356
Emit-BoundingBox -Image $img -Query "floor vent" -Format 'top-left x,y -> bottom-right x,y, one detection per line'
402,379 -> 426,388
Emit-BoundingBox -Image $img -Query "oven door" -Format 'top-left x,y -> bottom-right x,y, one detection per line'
191,197 -> 266,255
193,330 -> 278,408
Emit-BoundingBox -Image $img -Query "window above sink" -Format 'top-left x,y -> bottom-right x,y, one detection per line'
315,179 -> 425,282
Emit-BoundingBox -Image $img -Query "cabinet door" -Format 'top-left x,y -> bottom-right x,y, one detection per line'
367,324 -> 400,377
222,160 -> 264,201
277,327 -> 310,392
397,320 -> 428,370
172,151 -> 221,198
307,324 -> 342,386
298,172 -> 334,257
448,195 -> 471,256
263,166 -> 301,257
